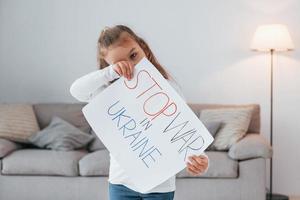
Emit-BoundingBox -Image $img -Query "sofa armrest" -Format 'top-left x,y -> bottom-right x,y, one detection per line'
228,133 -> 273,160
0,139 -> 22,158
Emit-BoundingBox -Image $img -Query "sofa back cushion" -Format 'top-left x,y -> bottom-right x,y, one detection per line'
31,103 -> 260,151
33,103 -> 90,133
32,103 -> 260,133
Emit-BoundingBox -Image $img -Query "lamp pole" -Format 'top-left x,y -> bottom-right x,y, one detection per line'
270,48 -> 274,196
267,49 -> 289,200
251,24 -> 294,200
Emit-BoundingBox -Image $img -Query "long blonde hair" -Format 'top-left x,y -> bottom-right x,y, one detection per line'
97,25 -> 171,80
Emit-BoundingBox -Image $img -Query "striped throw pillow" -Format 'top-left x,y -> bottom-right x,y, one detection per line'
200,107 -> 253,150
0,104 -> 40,143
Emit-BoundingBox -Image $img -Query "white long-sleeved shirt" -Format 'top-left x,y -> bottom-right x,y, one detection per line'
69,64 -> 209,193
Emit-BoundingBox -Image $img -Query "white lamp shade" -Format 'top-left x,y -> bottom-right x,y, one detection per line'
251,24 -> 294,51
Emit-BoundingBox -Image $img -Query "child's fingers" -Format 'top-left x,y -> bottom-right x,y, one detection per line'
114,65 -> 122,76
124,61 -> 132,80
188,157 -> 203,171
125,62 -> 131,79
187,167 -> 198,175
127,62 -> 134,79
122,62 -> 129,78
194,155 -> 207,166
186,163 -> 201,175
124,61 -> 133,80
188,162 -> 203,174
190,156 -> 205,166
187,162 -> 198,172
114,61 -> 133,80
119,62 -> 127,78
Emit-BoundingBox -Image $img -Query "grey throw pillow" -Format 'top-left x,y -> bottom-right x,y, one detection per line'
202,120 -> 222,138
88,129 -> 106,152
201,120 -> 222,150
200,107 -> 253,150
28,116 -> 94,151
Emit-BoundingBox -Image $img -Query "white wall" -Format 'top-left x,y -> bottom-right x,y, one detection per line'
0,0 -> 299,196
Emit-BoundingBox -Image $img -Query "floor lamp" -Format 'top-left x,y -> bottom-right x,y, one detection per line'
251,24 -> 294,200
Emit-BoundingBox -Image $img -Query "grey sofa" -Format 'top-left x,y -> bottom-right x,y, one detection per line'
0,103 -> 272,200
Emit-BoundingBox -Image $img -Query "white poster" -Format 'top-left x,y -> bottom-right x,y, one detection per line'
82,57 -> 214,193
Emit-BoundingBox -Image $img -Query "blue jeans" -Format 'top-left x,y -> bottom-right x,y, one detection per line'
109,183 -> 175,200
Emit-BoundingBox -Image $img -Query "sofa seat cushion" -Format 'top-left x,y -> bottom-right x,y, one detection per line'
79,149 -> 110,176
176,151 -> 238,178
1,149 -> 88,176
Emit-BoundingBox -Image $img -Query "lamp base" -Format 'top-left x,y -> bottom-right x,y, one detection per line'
267,193 -> 289,200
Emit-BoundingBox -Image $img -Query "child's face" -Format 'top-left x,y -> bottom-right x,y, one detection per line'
103,33 -> 146,67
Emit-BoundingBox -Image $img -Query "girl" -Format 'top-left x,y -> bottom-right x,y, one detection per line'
70,25 -> 209,200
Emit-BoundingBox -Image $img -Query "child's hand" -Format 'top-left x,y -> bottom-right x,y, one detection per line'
186,154 -> 208,176
112,61 -> 134,80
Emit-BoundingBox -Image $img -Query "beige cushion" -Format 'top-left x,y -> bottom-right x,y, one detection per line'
200,107 -> 253,150
188,103 -> 260,133
0,104 -> 40,143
